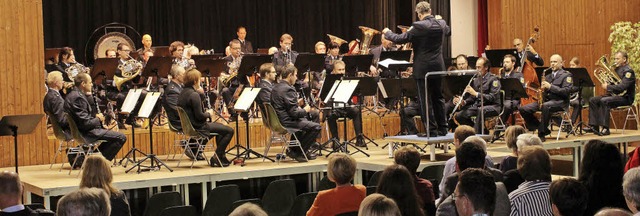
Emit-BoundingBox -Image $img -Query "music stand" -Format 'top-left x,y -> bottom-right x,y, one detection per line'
491,78 -> 528,142
191,54 -> 223,62
0,114 -> 43,173
565,67 -> 594,134
231,87 -> 274,165
485,49 -> 520,68
342,54 -> 374,77
141,56 -> 172,91
379,50 -> 412,64
152,46 -> 171,57
117,89 -> 145,167
378,78 -> 426,152
324,79 -> 370,157
295,53 -> 325,107
316,75 -> 343,155
345,76 -> 380,147
90,58 -> 119,84
197,58 -> 228,122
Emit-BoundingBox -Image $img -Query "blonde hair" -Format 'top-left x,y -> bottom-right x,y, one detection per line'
327,153 -> 357,185
47,71 -> 63,86
358,193 -> 401,216
515,134 -> 543,154
505,125 -> 526,151
57,188 -> 111,216
80,155 -> 120,197
229,203 -> 267,216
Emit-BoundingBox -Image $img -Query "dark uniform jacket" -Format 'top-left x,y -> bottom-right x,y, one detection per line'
324,54 -> 341,73
370,46 -> 399,78
177,86 -> 210,130
463,72 -> 501,106
223,55 -> 244,87
518,51 -> 545,67
238,39 -> 254,54
64,88 -> 103,134
256,79 -> 273,105
501,70 -> 525,100
56,62 -> 72,82
608,64 -> 636,103
44,88 -> 68,130
384,15 -> 451,79
162,81 -> 183,130
543,69 -> 574,102
271,82 -> 307,126
273,49 -> 298,67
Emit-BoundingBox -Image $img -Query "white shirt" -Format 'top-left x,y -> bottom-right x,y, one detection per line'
1,204 -> 25,213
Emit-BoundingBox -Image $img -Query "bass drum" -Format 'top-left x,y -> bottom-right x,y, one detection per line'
93,32 -> 135,59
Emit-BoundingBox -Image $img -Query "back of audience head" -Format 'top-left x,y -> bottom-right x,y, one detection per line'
377,164 -> 425,216
515,134 -> 543,155
229,203 -> 268,216
80,155 -> 120,197
623,167 -> 640,213
358,193 -> 401,216
463,135 -> 488,151
0,171 -> 22,209
580,140 -> 623,186
517,146 -> 551,181
549,178 -> 588,216
454,168 -> 496,216
593,208 -> 633,216
327,153 -> 357,186
456,141 -> 487,172
454,125 -> 475,146
505,125 -> 526,153
394,146 -> 421,176
57,188 -> 111,216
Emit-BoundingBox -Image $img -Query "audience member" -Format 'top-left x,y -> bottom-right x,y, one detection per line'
0,171 -> 41,215
503,134 -> 543,193
440,125 -> 485,198
594,208 -> 633,216
358,193 -> 401,216
229,203 -> 268,216
439,141 -> 491,212
508,146 -> 553,216
377,164 -> 425,216
80,155 -> 131,216
500,125 -> 527,172
580,140 -> 628,215
549,178 -> 588,216
453,168 -> 496,216
394,146 -> 436,215
307,153 -> 366,216
57,188 -> 111,216
623,167 -> 640,215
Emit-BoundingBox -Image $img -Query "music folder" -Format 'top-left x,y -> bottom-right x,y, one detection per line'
234,88 -> 261,112
137,92 -> 161,118
121,89 -> 143,114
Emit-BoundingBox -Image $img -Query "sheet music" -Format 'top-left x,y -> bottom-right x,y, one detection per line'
377,81 -> 388,98
333,80 -> 359,104
121,89 -> 142,114
234,88 -> 261,112
378,58 -> 411,68
138,92 -> 160,118
324,80 -> 341,104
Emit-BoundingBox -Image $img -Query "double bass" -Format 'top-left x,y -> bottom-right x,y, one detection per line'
520,27 -> 541,105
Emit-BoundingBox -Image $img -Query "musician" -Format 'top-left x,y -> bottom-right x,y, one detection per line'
142,50 -> 153,66
315,41 -> 326,54
271,65 -> 322,162
64,73 -> 126,161
324,42 -> 341,73
221,39 -> 244,121
236,26 -> 254,54
113,42 -> 144,128
369,34 -> 398,78
383,1 -> 451,136
444,54 -> 473,126
513,38 -> 544,67
105,48 -> 117,58
162,65 -> 185,131
588,51 -> 635,136
170,41 -> 189,69
568,56 -> 588,124
455,54 -> 472,70
44,71 -> 69,136
325,60 -> 365,147
453,57 -> 501,134
177,69 -> 233,166
56,47 -> 76,82
256,63 -> 277,107
499,54 -> 524,124
136,34 -> 155,59
273,33 -> 298,67
518,54 -> 573,141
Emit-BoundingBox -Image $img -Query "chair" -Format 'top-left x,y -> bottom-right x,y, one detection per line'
551,104 -> 573,140
367,170 -> 383,187
230,199 -> 262,214
263,103 -> 307,163
610,100 -> 639,134
419,164 -> 445,199
166,113 -> 187,160
491,91 -> 507,143
46,113 -> 74,170
259,105 -> 285,162
143,191 -> 183,216
202,185 -> 241,216
288,192 -> 318,216
175,107 -> 221,168
262,179 -> 297,216
65,113 -> 105,175
317,175 -> 336,191
159,205 -> 198,216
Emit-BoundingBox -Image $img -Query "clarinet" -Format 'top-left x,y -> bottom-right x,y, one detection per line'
91,87 -> 105,129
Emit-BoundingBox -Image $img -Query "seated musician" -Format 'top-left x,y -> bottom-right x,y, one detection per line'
273,33 -> 298,67
44,71 -> 69,138
324,42 -> 341,73
453,57 -> 501,134
256,63 -> 277,107
588,51 -> 635,136
324,60 -> 365,147
177,69 -> 234,166
271,65 -> 322,162
499,54 -> 525,125
64,73 -> 126,161
105,48 -> 117,58
56,47 -> 76,81
518,54 -> 573,141
112,42 -> 144,128
369,34 -> 398,78
315,41 -> 326,54
221,39 -> 245,121
136,34 -> 155,60
236,26 -> 254,54
445,54 -> 473,131
568,57 -> 588,124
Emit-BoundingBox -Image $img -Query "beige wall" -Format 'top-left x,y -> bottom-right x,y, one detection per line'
450,0 -> 478,57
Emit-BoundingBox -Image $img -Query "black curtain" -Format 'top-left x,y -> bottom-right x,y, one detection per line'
430,0 -> 452,62
43,0 -> 397,64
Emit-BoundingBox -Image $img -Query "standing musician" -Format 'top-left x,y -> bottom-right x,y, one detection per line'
64,73 -> 126,161
324,60 -> 365,147
499,54 -> 524,124
513,38 -> 544,68
273,33 -> 298,67
236,26 -> 254,54
271,65 -> 321,162
136,34 -> 155,60
221,39 -> 245,121
453,57 -> 501,134
588,51 -> 635,136
44,71 -> 69,137
383,1 -> 451,137
177,69 -> 234,166
324,42 -> 342,73
518,54 -> 573,141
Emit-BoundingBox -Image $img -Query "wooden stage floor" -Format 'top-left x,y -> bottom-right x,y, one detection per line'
14,129 -> 640,209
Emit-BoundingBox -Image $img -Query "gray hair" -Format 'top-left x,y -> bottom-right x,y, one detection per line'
464,136 -> 487,151
57,188 -> 111,216
516,134 -> 543,153
623,167 -> 640,211
415,1 -> 431,14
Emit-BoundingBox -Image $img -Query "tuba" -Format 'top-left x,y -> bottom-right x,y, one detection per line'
358,26 -> 381,55
594,54 -> 624,95
327,34 -> 347,46
65,63 -> 90,81
114,58 -> 143,91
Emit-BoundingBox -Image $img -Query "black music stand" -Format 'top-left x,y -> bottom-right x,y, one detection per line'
343,54 -> 374,77
295,53 -> 325,106
377,53 -> 413,113
91,58 -> 119,81
196,58 -> 228,122
378,78 -> 427,152
0,114 -> 43,173
565,67 -> 594,134
231,88 -> 274,166
345,76 -> 380,147
316,74 -> 344,155
324,79 -> 370,157
117,89 -> 145,167
152,46 -> 171,57
141,56 -> 172,88
485,49 -> 520,68
490,78 -> 528,142
191,54 -> 224,62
